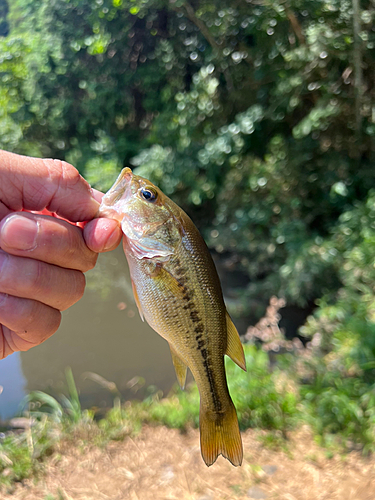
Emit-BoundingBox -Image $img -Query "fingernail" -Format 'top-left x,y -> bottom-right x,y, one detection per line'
104,225 -> 122,251
1,215 -> 39,251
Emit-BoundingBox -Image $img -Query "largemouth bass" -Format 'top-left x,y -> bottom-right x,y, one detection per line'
99,168 -> 246,467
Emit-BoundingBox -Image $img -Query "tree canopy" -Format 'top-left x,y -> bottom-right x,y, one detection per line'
1,0 -> 375,319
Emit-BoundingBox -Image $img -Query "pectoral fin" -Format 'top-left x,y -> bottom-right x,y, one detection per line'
169,345 -> 188,390
151,266 -> 187,300
131,279 -> 144,322
225,311 -> 246,371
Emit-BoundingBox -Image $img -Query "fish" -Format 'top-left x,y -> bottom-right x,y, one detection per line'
98,168 -> 246,467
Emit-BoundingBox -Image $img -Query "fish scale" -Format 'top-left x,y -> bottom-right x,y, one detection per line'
99,168 -> 246,467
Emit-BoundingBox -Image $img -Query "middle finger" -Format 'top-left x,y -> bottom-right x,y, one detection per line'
0,251 -> 86,311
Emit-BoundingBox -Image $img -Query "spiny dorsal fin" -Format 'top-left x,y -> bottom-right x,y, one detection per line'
169,345 -> 188,390
225,311 -> 246,371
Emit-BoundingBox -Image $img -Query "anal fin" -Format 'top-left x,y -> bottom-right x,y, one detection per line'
169,345 -> 188,390
225,311 -> 246,371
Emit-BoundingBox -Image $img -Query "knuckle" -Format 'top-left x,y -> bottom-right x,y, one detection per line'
58,271 -> 86,311
22,300 -> 61,337
0,254 -> 39,297
72,271 -> 86,302
42,159 -> 82,201
62,236 -> 78,262
22,299 -> 43,328
54,159 -> 82,191
63,229 -> 98,272
59,227 -> 85,267
4,257 -> 45,298
25,259 -> 45,296
84,252 -> 98,272
43,158 -> 79,181
45,309 -> 62,339
0,295 -> 61,349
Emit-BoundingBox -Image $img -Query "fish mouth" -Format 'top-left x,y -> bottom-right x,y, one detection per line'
98,168 -> 133,221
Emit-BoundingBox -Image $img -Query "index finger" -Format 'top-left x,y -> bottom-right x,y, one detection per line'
0,212 -> 98,272
0,150 -> 99,222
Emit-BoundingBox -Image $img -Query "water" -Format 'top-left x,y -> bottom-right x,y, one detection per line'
0,246 -> 176,421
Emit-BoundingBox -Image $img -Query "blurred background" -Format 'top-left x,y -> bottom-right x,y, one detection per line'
1,0 -> 375,459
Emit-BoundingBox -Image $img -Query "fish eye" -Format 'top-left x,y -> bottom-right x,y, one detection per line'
140,187 -> 158,203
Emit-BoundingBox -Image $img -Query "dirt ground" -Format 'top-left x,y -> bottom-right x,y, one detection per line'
5,425 -> 375,500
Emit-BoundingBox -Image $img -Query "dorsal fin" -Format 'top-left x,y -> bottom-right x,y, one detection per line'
169,345 -> 188,390
225,311 -> 246,371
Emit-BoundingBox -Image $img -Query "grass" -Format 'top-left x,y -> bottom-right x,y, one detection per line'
0,417 -> 56,490
0,368 -> 141,492
137,345 -> 299,436
257,431 -> 292,454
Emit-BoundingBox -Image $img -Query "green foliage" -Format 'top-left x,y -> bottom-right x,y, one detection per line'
84,156 -> 122,192
0,418 -> 56,490
97,401 -> 142,442
0,434 -> 34,488
299,192 -> 375,452
1,0 -> 375,312
144,386 -> 200,430
23,368 -> 94,425
0,368 -> 91,490
301,375 -> 375,452
0,368 -> 141,489
228,347 -> 298,434
257,431 -> 291,453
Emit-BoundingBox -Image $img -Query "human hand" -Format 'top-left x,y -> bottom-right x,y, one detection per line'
0,150 -> 122,359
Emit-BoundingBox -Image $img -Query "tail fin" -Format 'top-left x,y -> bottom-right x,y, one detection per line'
200,402 -> 243,467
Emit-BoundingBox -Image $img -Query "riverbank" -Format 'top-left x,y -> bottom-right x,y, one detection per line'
3,425 -> 375,500
4,341 -> 375,498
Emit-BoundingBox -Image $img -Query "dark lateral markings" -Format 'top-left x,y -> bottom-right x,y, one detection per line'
195,323 -> 204,334
201,349 -> 222,412
186,302 -> 221,412
190,309 -> 200,323
197,338 -> 205,349
172,258 -> 221,411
